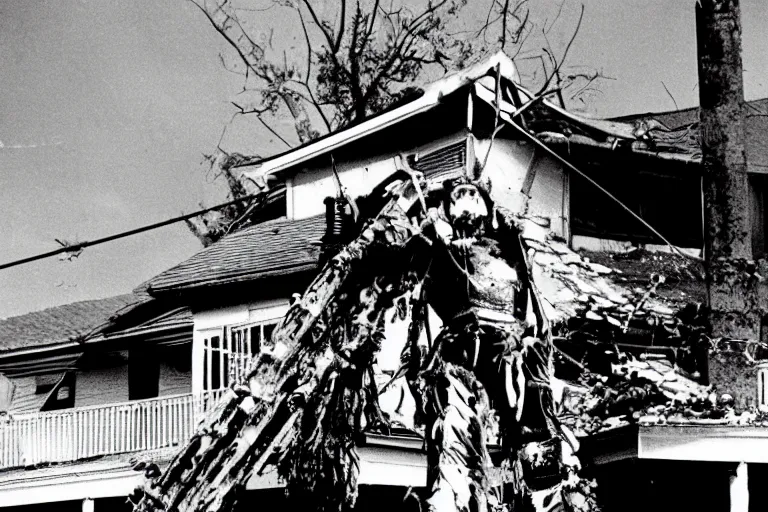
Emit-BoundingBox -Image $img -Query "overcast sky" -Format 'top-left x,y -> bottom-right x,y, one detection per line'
2,0 -> 768,319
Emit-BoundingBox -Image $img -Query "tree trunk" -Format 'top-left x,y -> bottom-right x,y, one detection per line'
696,0 -> 759,341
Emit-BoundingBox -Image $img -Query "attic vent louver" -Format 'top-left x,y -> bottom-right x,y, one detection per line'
408,140 -> 466,181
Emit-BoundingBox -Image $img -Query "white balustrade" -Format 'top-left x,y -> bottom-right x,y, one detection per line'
0,390 -> 227,470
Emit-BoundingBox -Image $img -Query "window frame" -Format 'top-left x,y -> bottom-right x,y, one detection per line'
200,319 -> 280,392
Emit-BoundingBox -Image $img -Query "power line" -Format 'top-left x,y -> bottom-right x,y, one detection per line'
0,192 -> 269,272
2,110 -> 694,272
505,118 -> 696,260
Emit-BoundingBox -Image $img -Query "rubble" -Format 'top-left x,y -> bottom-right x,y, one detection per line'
504,223 -> 768,436
369,218 -> 768,438
557,351 -> 768,437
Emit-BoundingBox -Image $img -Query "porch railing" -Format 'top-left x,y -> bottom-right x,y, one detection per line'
0,390 -> 226,470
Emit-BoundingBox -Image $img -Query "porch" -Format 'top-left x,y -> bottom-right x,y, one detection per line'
0,390 -> 225,470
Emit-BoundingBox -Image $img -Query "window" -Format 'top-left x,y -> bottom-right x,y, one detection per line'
35,373 -> 61,395
570,166 -> 703,248
202,321 -> 278,391
129,347 -> 159,400
202,334 -> 225,391
227,321 -> 276,386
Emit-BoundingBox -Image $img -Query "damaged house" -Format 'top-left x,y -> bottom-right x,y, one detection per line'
3,52 -> 768,512
554,95 -> 768,261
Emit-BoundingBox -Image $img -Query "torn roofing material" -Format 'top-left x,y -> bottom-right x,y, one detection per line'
517,218 -> 674,328
144,215 -> 326,295
472,79 -> 703,165
530,94 -> 768,169
0,295 -> 139,353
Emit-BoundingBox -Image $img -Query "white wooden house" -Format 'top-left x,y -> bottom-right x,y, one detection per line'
0,294 -> 202,510
3,52 -> 768,511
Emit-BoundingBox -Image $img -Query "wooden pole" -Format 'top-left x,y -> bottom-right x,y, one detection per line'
696,0 -> 759,341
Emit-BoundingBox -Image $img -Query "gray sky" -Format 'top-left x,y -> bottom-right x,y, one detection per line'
1,0 -> 768,319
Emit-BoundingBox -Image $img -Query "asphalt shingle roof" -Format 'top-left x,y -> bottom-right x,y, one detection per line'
0,295 -> 138,352
145,215 -> 325,294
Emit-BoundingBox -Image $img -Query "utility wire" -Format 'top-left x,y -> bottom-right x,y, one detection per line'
505,117 -> 695,260
0,192 -> 268,271
2,97 -> 694,271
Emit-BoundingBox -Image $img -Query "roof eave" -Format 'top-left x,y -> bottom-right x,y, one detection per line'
0,341 -> 82,362
147,262 -> 319,297
238,52 -> 518,180
537,132 -> 702,167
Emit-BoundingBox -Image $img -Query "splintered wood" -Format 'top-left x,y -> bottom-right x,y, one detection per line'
132,181 -> 422,512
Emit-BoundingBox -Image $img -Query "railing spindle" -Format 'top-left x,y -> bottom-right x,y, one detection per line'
0,391 -> 227,470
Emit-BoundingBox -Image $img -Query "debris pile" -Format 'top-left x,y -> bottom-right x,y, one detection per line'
519,221 -> 680,329
557,352 -> 768,436
505,225 -> 768,436
557,357 -> 711,437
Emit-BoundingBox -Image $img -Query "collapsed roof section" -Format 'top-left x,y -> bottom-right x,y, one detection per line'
610,98 -> 768,172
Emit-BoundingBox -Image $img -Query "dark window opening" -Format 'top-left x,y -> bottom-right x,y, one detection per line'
129,347 -> 160,400
41,371 -> 76,411
210,347 -> 221,390
570,166 -> 703,248
35,373 -> 61,395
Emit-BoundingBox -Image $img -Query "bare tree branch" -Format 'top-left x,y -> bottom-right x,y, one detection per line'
302,0 -> 338,53
501,0 -> 511,47
187,0 -> 604,245
544,0 -> 566,34
257,115 -> 293,148
536,3 -> 584,95
334,0 -> 346,53
364,0 -> 381,43
661,81 -> 679,110
296,8 -> 333,132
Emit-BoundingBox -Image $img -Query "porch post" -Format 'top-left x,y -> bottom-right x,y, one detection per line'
192,333 -> 205,395
729,462 -> 748,512
82,498 -> 95,512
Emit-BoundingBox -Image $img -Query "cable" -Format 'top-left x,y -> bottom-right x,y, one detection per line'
0,191 -> 272,271
504,117 -> 694,260
2,97 -> 690,271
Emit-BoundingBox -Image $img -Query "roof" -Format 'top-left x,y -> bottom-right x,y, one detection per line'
238,51 -> 519,180
145,215 -> 326,295
468,75 -> 705,166
610,99 -> 768,129
603,98 -> 768,170
100,306 -> 192,339
92,306 -> 193,347
519,218 -> 676,327
0,295 -> 139,353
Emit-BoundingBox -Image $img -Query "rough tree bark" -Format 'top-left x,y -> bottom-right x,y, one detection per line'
696,0 -> 762,341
